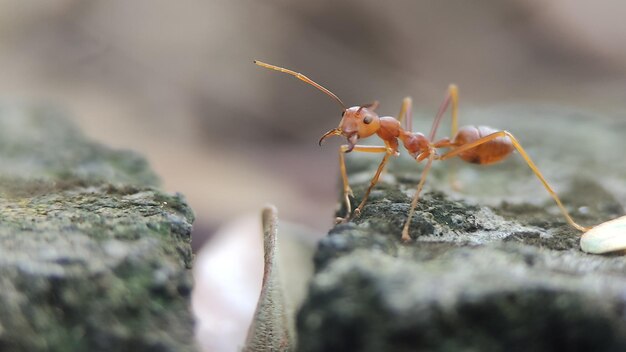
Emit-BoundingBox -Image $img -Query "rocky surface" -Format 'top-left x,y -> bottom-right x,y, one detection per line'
296,106 -> 626,352
0,105 -> 195,351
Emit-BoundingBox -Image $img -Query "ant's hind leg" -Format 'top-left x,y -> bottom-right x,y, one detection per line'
337,145 -> 389,223
439,131 -> 590,232
429,85 -> 462,190
428,84 -> 459,141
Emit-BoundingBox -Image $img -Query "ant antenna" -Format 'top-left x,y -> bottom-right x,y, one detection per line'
254,60 -> 347,111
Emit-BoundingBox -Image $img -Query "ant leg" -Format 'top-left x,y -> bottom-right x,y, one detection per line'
428,85 -> 461,190
396,97 -> 413,131
428,84 -> 459,141
375,97 -> 411,185
337,145 -> 389,223
338,147 -> 354,222
402,154 -> 436,242
354,150 -> 394,217
438,131 -> 590,232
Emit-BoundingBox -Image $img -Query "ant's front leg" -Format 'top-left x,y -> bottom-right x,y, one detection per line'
337,145 -> 391,223
353,148 -> 396,218
337,146 -> 354,223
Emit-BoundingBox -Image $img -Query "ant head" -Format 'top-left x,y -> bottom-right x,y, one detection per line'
254,61 -> 381,151
342,103 -> 381,142
319,103 -> 381,152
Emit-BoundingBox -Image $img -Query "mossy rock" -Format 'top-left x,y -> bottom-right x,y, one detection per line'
297,106 -> 626,352
0,105 -> 195,351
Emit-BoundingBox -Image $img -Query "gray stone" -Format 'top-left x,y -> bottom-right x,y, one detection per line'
297,106 -> 626,352
0,105 -> 195,351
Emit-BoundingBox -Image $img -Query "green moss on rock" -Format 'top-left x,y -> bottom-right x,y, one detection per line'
0,105 -> 195,351
298,106 -> 626,352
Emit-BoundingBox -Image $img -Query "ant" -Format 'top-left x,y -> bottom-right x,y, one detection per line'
254,60 -> 591,242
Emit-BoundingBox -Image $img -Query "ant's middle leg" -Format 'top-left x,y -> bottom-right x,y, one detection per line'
337,145 -> 392,223
438,130 -> 590,232
402,154 -> 436,242
396,97 -> 413,131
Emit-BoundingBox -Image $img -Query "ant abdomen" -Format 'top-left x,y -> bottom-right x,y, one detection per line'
452,126 -> 514,165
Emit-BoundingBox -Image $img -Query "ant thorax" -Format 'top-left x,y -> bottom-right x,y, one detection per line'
399,131 -> 430,159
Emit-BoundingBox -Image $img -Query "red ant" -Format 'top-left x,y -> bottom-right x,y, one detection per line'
254,60 -> 590,242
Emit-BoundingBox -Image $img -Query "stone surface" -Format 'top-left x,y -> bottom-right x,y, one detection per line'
297,106 -> 626,352
0,105 -> 195,351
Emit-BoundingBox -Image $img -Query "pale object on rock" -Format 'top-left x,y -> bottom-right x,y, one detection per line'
580,215 -> 626,254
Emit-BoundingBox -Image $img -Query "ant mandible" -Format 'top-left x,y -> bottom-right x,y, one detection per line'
254,60 -> 590,242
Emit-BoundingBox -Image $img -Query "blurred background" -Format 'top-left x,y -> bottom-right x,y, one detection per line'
2,1 -> 626,350
2,0 -> 626,245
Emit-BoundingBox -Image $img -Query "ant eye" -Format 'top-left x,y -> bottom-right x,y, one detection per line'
363,116 -> 372,124
341,111 -> 345,117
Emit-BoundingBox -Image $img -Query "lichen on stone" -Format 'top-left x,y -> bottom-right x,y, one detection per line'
0,105 -> 196,352
297,106 -> 626,352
